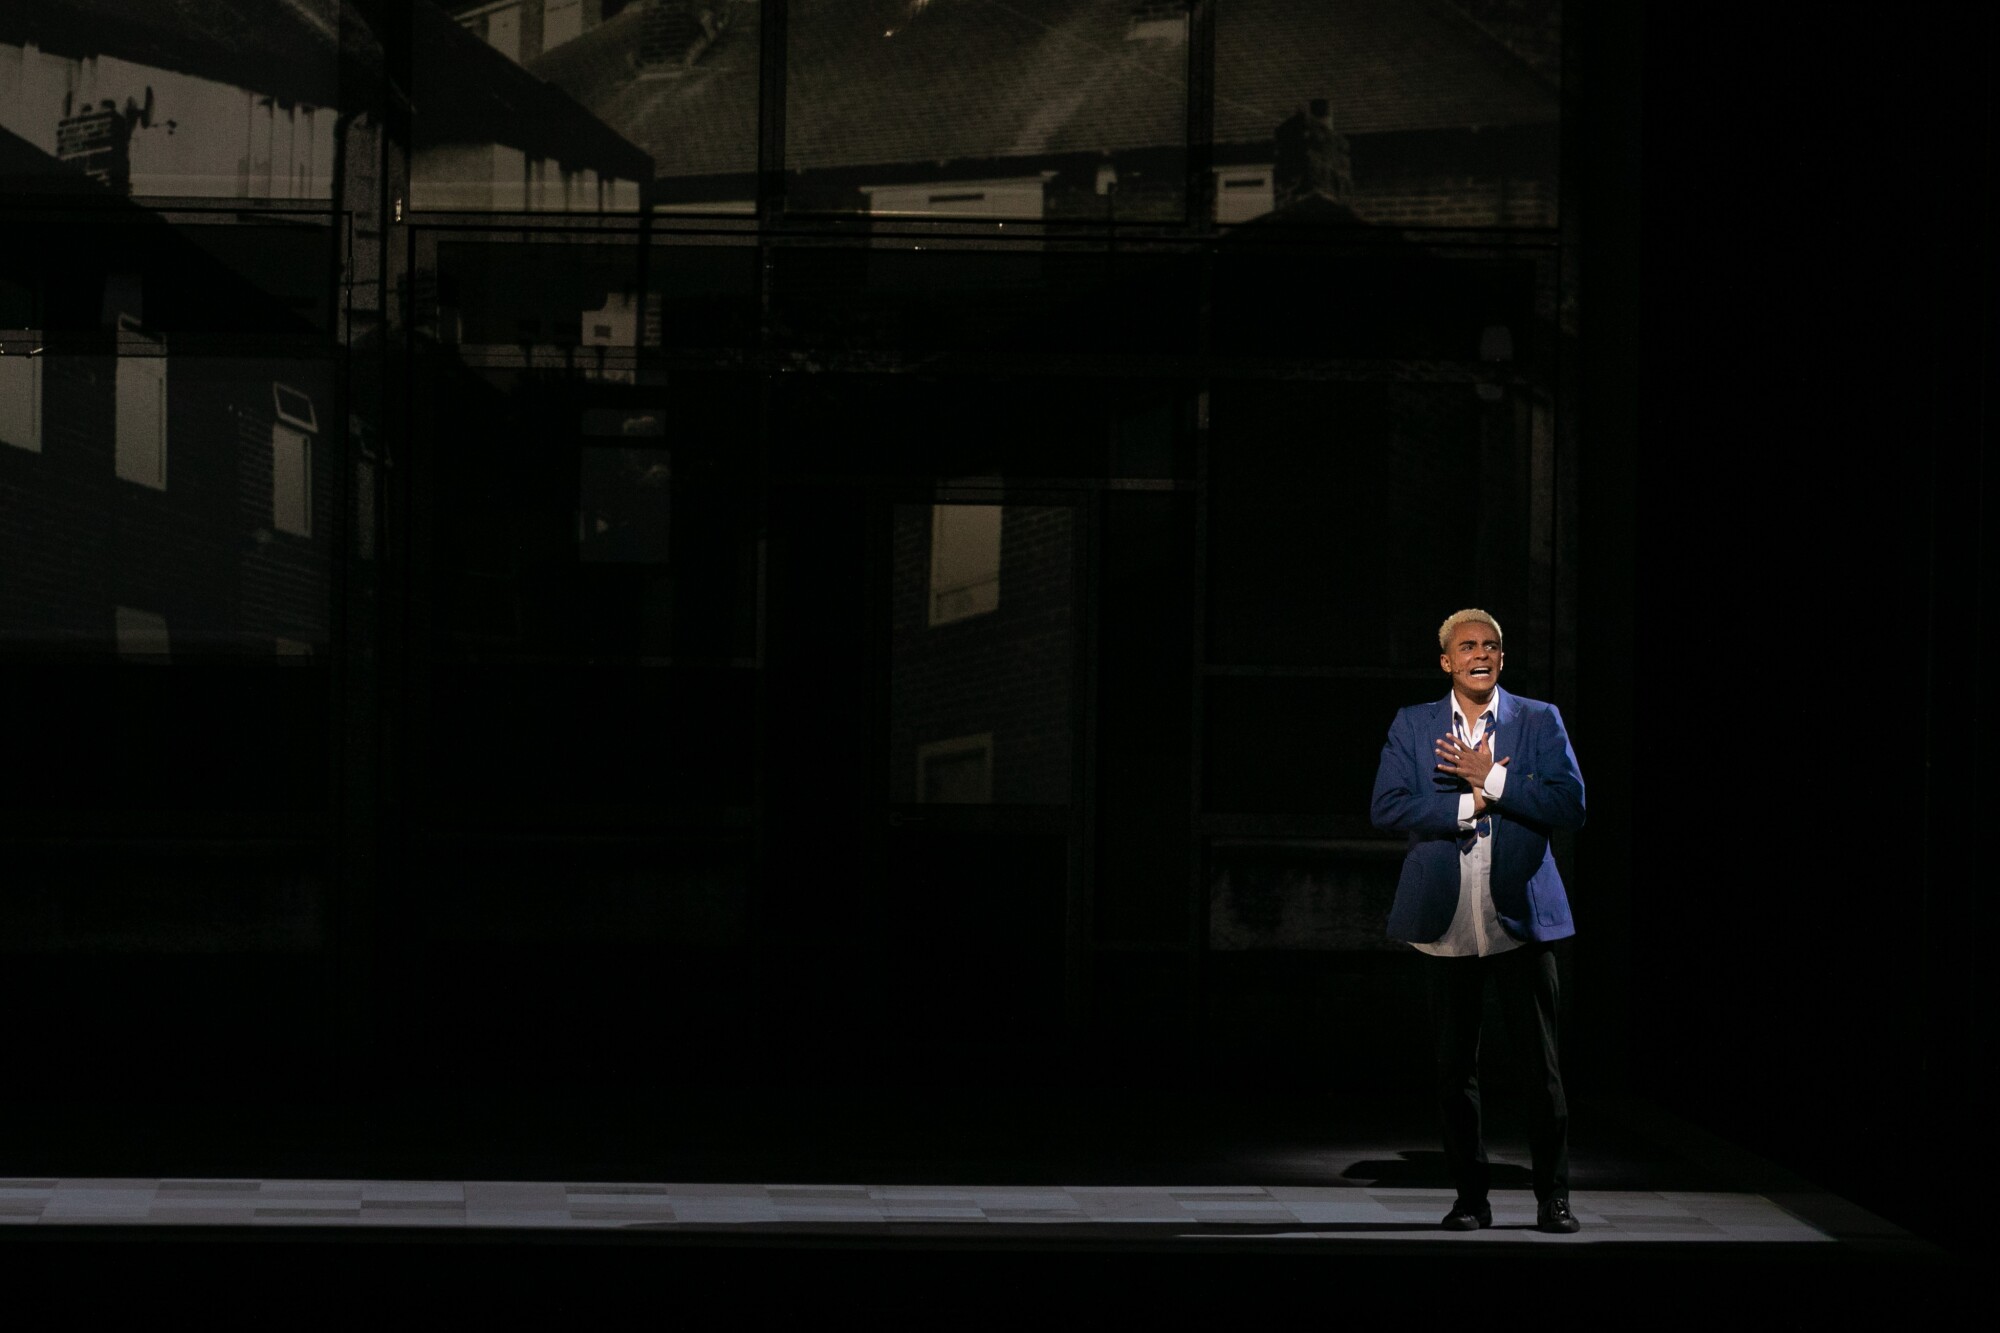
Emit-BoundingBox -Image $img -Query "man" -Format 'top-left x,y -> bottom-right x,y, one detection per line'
1369,608 -> 1587,1234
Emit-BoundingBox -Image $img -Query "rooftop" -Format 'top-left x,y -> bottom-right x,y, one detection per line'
415,0 -> 654,178
0,0 -> 368,108
529,0 -> 1559,182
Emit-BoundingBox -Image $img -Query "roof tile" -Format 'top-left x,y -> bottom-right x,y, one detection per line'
531,0 -> 1558,182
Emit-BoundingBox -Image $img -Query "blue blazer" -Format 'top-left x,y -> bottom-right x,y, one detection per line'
1369,686 -> 1586,945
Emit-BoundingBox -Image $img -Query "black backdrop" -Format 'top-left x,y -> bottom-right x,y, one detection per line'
1604,1 -> 1992,1251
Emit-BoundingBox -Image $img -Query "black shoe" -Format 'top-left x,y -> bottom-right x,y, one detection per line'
1537,1197 -> 1581,1233
1441,1199 -> 1492,1231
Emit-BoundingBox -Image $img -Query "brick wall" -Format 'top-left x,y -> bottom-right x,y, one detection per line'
889,503 -> 1074,805
1349,173 -> 1555,229
0,356 -> 116,647
0,348 -> 331,655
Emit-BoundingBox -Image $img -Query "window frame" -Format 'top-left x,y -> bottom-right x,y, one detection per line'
916,732 -> 996,804
271,382 -> 317,538
113,604 -> 171,661
927,502 -> 1003,627
113,314 -> 167,491
0,347 -> 42,452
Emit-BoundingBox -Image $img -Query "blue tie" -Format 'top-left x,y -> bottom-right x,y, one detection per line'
1458,813 -> 1491,856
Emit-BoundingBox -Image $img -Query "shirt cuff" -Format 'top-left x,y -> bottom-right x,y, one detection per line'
1457,793 -> 1475,829
1483,763 -> 1509,800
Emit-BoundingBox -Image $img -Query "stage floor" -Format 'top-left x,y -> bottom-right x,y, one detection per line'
3,1175 -> 1832,1242
0,1093 -> 1959,1314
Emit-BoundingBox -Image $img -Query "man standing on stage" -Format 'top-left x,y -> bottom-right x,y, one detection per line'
1369,608 -> 1587,1234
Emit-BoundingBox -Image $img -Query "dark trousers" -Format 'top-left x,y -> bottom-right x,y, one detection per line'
1424,941 -> 1569,1203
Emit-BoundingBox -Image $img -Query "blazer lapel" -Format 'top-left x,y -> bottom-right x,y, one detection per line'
1488,686 -> 1513,765
1430,694 -> 1457,793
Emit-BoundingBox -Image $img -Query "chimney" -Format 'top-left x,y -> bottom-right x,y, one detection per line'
1273,98 -> 1353,211
57,99 -> 135,194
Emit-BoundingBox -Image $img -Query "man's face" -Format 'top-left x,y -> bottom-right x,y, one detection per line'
1440,620 -> 1503,698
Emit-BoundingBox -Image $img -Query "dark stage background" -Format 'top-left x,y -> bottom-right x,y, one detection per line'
0,0 -> 1989,1261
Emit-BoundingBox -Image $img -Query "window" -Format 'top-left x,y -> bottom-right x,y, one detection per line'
494,144 -> 527,210
1214,166 -> 1274,224
272,423 -> 312,535
272,384 -> 315,537
862,178 -> 1048,219
482,2 -> 523,63
1128,2 -> 1188,43
929,504 -> 1002,625
543,0 -> 586,49
0,348 -> 41,452
918,733 -> 994,804
114,317 -> 166,489
577,444 -> 671,564
581,292 -> 638,348
273,383 -> 317,433
114,605 -> 170,660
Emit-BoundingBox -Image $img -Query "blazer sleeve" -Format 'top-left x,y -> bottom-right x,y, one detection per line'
1370,710 -> 1462,835
1495,705 -> 1587,831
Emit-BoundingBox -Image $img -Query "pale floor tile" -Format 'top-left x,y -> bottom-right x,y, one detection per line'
774,1205 -> 888,1222
973,1197 -> 1079,1212
872,1189 -> 979,1202
881,1207 -> 986,1221
983,1210 -> 1089,1222
667,1203 -> 783,1222
362,1182 -> 467,1202
1592,1194 -> 1694,1214
1712,1217 -> 1815,1236
1286,1202 -> 1399,1223
464,1183 -> 569,1207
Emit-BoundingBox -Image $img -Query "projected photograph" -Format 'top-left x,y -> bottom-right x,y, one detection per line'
409,0 -> 1560,225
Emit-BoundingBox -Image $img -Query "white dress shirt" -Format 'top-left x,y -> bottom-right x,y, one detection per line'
1410,695 -> 1520,958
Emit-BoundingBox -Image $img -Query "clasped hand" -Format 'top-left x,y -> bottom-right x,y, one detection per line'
1435,733 -> 1509,794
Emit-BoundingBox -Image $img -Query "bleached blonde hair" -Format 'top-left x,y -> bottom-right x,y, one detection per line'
1437,608 -> 1504,652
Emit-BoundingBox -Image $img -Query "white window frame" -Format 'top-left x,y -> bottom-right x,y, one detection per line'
272,380 -> 316,538
543,0 -> 587,50
917,733 -> 995,804
273,382 -> 318,434
860,176 -> 1050,219
1213,164 -> 1275,224
928,503 -> 1003,626
474,1 -> 524,63
114,315 -> 166,490
114,605 -> 170,661
0,348 -> 42,452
